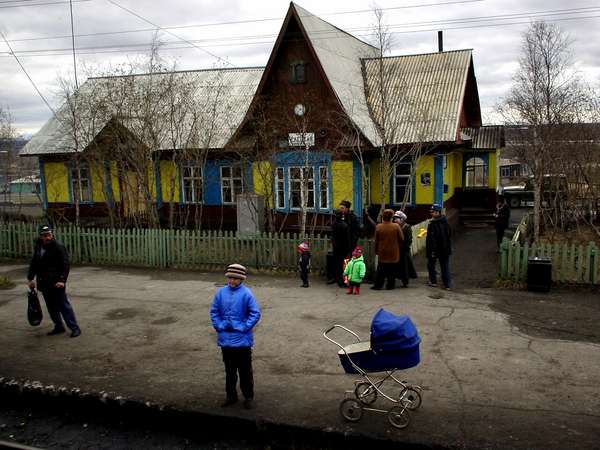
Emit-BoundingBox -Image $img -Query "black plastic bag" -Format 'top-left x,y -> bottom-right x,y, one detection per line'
27,288 -> 43,326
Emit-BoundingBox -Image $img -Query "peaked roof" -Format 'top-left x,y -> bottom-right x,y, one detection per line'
21,3 -> 481,157
363,49 -> 476,144
20,67 -> 263,156
292,4 -> 381,145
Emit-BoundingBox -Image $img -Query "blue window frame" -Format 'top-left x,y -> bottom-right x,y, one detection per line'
273,151 -> 331,212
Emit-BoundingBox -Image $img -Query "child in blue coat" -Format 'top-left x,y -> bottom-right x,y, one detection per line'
210,263 -> 261,409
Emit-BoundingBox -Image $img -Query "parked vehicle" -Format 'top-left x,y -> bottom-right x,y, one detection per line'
501,175 -> 567,208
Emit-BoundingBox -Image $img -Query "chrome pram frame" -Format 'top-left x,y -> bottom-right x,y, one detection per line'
324,324 -> 423,429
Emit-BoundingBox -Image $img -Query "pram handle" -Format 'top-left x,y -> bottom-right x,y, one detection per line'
323,324 -> 361,353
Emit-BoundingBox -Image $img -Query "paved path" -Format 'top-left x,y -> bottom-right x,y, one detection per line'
0,262 -> 599,449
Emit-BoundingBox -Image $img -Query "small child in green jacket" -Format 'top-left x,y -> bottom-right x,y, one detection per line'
344,246 -> 366,295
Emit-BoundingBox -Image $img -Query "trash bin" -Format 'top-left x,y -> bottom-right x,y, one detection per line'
527,256 -> 552,292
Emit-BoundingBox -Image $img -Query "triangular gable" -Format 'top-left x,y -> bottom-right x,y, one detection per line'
230,2 -> 380,148
293,4 -> 381,146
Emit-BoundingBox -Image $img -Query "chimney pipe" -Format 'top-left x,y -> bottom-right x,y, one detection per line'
438,30 -> 443,52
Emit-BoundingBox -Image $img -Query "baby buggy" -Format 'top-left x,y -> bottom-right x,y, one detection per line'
323,308 -> 423,429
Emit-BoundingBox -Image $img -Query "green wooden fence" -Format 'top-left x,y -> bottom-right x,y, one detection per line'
0,221 -> 430,274
499,239 -> 599,285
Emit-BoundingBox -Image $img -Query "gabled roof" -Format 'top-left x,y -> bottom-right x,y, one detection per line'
21,3 -> 481,157
20,67 -> 263,156
292,4 -> 381,145
363,49 -> 475,145
461,125 -> 504,149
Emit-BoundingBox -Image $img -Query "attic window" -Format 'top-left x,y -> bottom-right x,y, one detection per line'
290,62 -> 306,84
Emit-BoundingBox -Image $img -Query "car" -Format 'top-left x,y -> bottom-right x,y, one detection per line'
501,175 -> 567,208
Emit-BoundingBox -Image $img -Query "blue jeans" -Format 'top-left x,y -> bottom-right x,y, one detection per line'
427,255 -> 451,288
41,287 -> 80,332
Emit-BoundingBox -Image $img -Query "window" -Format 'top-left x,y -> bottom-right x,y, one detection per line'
465,157 -> 488,187
181,164 -> 203,203
221,165 -> 244,204
289,166 -> 314,209
500,166 -> 511,177
319,166 -> 328,209
70,164 -> 92,203
290,62 -> 306,84
274,162 -> 330,211
394,162 -> 412,205
275,167 -> 285,209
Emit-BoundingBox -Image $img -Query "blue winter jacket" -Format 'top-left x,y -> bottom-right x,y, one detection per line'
210,283 -> 261,348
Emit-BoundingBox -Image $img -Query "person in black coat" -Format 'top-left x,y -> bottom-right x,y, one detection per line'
27,225 -> 81,337
494,195 -> 511,249
426,204 -> 452,290
328,200 -> 362,287
393,210 -> 417,287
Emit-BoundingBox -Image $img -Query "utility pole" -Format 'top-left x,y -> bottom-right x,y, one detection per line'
69,0 -> 78,88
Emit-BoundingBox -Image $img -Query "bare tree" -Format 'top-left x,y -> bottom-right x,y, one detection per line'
0,105 -> 15,209
363,7 -> 435,220
499,21 -> 594,240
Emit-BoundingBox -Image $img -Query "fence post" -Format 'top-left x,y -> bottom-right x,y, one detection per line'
590,244 -> 598,285
499,239 -> 508,278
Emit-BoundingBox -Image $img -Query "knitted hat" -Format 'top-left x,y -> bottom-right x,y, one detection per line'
394,210 -> 407,221
225,263 -> 247,280
430,204 -> 442,212
298,241 -> 310,252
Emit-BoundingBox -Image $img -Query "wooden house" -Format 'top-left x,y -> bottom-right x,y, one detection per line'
20,3 -> 496,231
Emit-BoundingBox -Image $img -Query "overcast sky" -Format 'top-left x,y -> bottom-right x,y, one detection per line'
1,0 -> 599,136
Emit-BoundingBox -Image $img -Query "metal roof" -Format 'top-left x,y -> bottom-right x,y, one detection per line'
294,4 -> 382,146
20,67 -> 263,156
461,125 -> 504,149
363,50 -> 473,145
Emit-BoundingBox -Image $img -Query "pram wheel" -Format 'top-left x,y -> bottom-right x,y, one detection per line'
339,398 -> 363,422
399,387 -> 422,410
387,406 -> 410,429
354,382 -> 377,405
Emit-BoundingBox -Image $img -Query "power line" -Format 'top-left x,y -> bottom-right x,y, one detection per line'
2,8 -> 600,58
5,0 -> 487,43
0,30 -> 57,116
3,11 -> 600,60
105,0 -> 233,67
0,0 -> 45,4
0,0 -> 90,9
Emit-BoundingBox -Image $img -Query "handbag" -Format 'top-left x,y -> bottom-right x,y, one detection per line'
27,288 -> 43,326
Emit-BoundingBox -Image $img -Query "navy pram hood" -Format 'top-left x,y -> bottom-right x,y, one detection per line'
370,308 -> 421,353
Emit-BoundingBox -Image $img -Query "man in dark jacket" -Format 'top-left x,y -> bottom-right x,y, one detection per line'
328,200 -> 362,287
426,204 -> 452,290
27,225 -> 81,337
210,263 -> 261,410
494,195 -> 510,249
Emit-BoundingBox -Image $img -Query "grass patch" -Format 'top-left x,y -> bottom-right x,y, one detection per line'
0,276 -> 16,290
